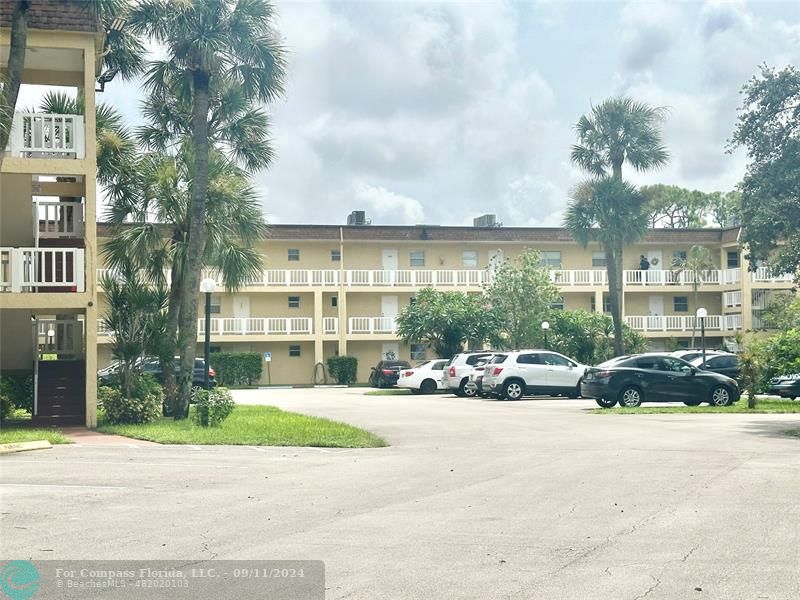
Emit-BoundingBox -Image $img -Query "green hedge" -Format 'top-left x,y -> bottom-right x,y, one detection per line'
327,355 -> 358,385
99,374 -> 163,425
0,374 -> 33,413
210,352 -> 263,386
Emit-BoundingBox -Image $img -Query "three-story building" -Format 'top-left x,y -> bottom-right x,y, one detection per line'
1,4 -> 102,425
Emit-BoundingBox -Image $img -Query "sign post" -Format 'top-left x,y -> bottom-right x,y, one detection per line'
264,352 -> 272,385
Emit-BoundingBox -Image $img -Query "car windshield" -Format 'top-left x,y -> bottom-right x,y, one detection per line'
414,361 -> 431,368
597,356 -> 630,368
489,354 -> 507,364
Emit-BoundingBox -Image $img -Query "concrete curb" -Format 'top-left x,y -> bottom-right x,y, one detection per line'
0,440 -> 53,455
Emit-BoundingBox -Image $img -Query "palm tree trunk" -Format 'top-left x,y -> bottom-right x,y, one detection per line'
604,242 -> 625,356
175,69 -> 211,419
161,277 -> 181,413
0,0 -> 31,164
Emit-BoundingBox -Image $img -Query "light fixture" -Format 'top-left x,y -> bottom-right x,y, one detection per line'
695,307 -> 707,319
200,278 -> 216,294
541,321 -> 550,331
46,329 -> 55,339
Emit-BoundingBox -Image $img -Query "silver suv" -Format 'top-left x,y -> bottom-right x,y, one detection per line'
441,352 -> 495,397
482,350 -> 587,400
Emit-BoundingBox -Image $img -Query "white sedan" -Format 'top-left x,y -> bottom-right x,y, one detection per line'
396,359 -> 449,394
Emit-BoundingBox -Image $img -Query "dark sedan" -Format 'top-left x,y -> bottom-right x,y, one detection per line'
581,353 -> 740,409
768,374 -> 800,400
689,353 -> 740,380
368,360 -> 411,388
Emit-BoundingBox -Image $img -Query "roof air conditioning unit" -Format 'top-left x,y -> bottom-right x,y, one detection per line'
347,210 -> 371,226
473,214 -> 501,228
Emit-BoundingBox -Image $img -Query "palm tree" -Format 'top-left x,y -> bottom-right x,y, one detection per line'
568,97 -> 670,355
0,0 -> 144,164
672,245 -> 717,345
127,0 -> 286,412
104,146 -> 267,415
565,178 -> 650,355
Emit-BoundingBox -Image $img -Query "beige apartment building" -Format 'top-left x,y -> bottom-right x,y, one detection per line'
0,5 -> 101,425
96,219 -> 795,386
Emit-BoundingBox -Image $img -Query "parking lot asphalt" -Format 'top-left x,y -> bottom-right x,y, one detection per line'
2,388 -> 799,599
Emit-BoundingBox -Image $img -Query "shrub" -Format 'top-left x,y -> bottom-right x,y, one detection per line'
327,355 -> 358,384
0,392 -> 13,421
0,374 -> 33,413
192,387 -> 235,427
210,353 -> 263,386
100,374 -> 164,424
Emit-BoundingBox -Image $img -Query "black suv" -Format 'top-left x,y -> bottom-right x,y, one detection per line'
368,360 -> 411,388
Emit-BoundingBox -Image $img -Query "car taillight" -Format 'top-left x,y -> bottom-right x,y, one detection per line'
404,371 -> 414,377
382,369 -> 394,375
209,368 -> 216,377
492,367 -> 503,376
449,366 -> 456,377
476,367 -> 485,372
594,370 -> 612,379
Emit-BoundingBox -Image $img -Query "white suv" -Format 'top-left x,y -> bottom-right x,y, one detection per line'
441,352 -> 495,397
482,350 -> 587,400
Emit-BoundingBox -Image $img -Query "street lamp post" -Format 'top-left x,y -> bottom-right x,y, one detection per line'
696,307 -> 707,365
541,321 -> 550,351
200,278 -> 217,390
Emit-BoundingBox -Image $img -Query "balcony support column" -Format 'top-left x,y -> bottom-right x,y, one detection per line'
593,289 -> 603,314
314,289 -> 323,366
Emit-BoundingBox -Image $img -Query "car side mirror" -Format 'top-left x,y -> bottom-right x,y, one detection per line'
690,367 -> 697,375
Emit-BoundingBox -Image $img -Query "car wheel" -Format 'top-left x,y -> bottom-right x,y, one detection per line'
709,385 -> 734,407
683,399 -> 702,406
459,379 -> 478,398
568,382 -> 582,399
595,397 -> 617,408
420,379 -> 437,395
618,386 -> 643,408
502,379 -> 525,401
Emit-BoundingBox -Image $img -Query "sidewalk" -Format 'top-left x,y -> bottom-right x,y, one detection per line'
61,428 -> 159,446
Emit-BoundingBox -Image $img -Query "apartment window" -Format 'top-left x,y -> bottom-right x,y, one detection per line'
674,296 -> 689,312
672,250 -> 687,266
550,297 -> 565,311
289,345 -> 301,357
591,252 -> 607,268
210,295 -> 221,314
590,295 -> 612,313
331,296 -> 338,308
331,249 -> 341,262
462,251 -> 478,268
410,344 -> 427,361
288,248 -> 300,261
540,251 -> 561,268
288,296 -> 300,308
727,251 -> 739,268
409,251 -> 425,267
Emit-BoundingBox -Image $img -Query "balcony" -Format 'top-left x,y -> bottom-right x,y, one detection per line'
751,267 -> 794,283
322,317 -> 338,335
723,291 -> 743,308
198,317 -> 313,336
348,317 -> 397,334
35,200 -> 84,239
624,314 -> 743,333
1,247 -> 85,293
549,270 -> 607,286
7,113 -> 86,159
623,269 -> 724,287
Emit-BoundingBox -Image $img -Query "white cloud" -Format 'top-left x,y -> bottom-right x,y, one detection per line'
352,182 -> 424,225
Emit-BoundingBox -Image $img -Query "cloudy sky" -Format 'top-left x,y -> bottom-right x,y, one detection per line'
30,0 -> 800,227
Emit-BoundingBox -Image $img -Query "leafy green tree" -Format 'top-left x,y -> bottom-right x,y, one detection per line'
568,97 -> 669,355
671,245 -> 717,345
395,289 -> 495,358
565,178 -> 650,355
100,267 -> 168,399
729,65 -> 800,277
758,294 -> 800,330
128,0 -> 287,414
642,184 -> 707,228
484,249 -> 558,349
0,0 -> 144,165
104,146 -> 267,415
547,310 -> 647,364
707,191 -> 742,228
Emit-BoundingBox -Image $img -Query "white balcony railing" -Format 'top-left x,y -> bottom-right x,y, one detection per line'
37,318 -> 84,358
723,290 -> 743,308
198,317 -> 312,336
623,269 -> 722,286
751,267 -> 795,283
549,269 -> 607,286
8,113 -> 86,159
34,200 -> 84,239
624,315 -> 729,332
323,317 -> 338,335
724,314 -> 743,330
1,247 -> 85,293
722,268 -> 741,285
348,316 -> 398,334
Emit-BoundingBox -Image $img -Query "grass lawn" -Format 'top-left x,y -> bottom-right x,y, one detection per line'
592,398 -> 800,414
364,389 -> 413,396
0,427 -> 71,445
96,404 -> 386,447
